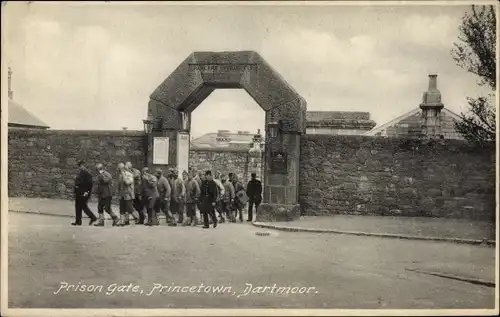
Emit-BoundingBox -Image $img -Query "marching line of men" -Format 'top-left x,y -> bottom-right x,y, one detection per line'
71,160 -> 262,229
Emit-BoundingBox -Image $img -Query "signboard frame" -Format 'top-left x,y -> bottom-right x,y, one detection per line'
270,150 -> 288,174
176,132 -> 190,177
153,137 -> 170,165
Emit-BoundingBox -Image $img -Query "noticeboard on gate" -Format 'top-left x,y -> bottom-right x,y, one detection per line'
177,132 -> 190,177
153,137 -> 169,165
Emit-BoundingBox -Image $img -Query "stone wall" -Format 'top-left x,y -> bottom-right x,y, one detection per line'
8,129 -> 496,222
8,129 -> 147,201
300,135 -> 496,221
189,148 -> 263,185
7,129 -> 261,201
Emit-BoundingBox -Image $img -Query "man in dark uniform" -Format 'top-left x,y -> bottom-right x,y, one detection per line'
72,160 -> 98,226
246,173 -> 262,222
94,163 -> 119,227
200,170 -> 218,229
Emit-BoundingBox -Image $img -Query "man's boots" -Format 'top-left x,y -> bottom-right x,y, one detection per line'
192,216 -> 199,227
145,217 -> 160,226
190,216 -> 197,226
94,214 -> 105,227
116,214 -> 126,227
145,207 -> 159,226
168,216 -> 177,226
111,215 -> 119,226
135,211 -> 144,224
124,213 -> 130,226
131,210 -> 140,221
182,217 -> 192,226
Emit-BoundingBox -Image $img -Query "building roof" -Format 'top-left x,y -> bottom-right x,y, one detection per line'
306,111 -> 376,130
364,107 -> 462,136
192,111 -> 379,149
306,111 -> 371,122
8,99 -> 49,129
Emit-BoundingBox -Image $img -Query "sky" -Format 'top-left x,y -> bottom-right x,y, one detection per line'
3,2 -> 494,139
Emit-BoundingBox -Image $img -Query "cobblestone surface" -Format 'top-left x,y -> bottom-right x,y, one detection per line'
8,212 -> 495,309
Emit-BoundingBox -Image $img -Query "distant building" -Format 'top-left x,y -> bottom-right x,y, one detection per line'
191,130 -> 263,150
306,111 -> 376,135
7,68 -> 49,130
364,74 -> 463,139
192,110 -> 377,150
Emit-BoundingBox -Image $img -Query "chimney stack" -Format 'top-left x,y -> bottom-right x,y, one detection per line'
428,74 -> 438,90
8,67 -> 13,100
420,74 -> 444,139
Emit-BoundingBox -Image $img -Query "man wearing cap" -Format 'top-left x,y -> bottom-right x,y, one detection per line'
116,162 -> 135,226
231,173 -> 246,222
72,160 -> 98,226
94,163 -> 119,227
213,171 -> 226,223
141,167 -> 160,226
125,161 -> 142,224
246,172 -> 262,222
156,169 -> 176,226
184,170 -> 201,226
221,174 -> 235,222
199,170 -> 218,229
194,170 -> 204,223
169,168 -> 186,224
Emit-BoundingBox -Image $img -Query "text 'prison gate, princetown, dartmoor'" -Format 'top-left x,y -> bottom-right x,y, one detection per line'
7,51 -> 496,223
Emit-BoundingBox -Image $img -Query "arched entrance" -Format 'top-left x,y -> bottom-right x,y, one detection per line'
146,51 -> 306,222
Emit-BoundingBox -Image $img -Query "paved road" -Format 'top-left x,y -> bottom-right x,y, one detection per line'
8,213 -> 495,309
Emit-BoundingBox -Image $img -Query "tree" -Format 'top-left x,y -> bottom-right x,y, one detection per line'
451,5 -> 496,144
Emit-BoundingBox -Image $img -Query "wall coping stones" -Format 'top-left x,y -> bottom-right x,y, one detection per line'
190,146 -> 253,153
302,134 -> 496,151
8,129 -> 145,137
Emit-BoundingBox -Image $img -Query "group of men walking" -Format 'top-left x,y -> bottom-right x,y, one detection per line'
71,160 -> 262,229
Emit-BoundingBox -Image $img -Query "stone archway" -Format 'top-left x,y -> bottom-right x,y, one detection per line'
147,51 -> 306,222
